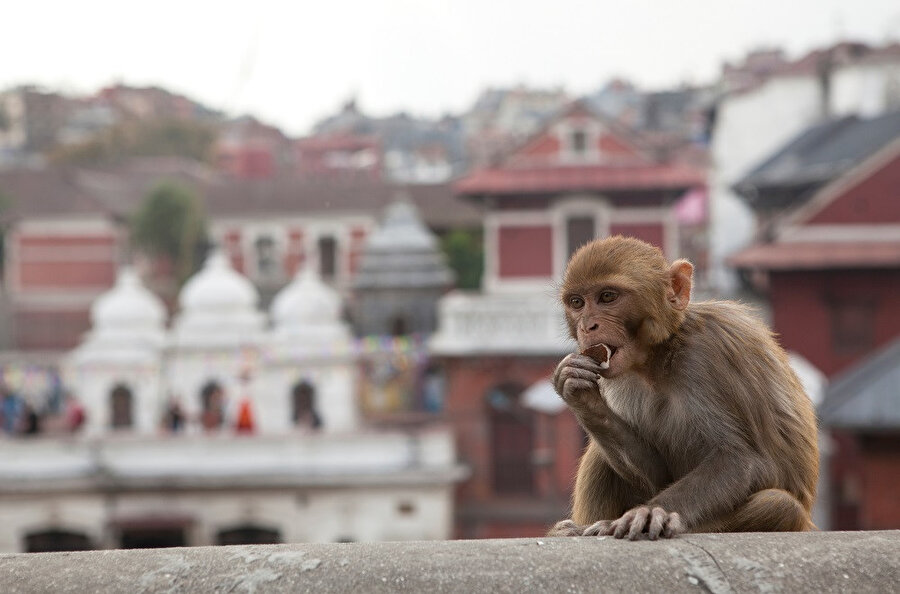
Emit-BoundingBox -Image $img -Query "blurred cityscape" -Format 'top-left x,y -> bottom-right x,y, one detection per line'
0,39 -> 899,552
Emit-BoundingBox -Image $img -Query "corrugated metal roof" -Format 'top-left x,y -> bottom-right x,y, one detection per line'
819,337 -> 900,429
734,110 -> 900,200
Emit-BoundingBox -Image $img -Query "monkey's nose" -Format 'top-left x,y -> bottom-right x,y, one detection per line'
587,322 -> 599,332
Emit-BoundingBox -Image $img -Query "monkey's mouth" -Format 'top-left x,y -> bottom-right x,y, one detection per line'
582,343 -> 616,369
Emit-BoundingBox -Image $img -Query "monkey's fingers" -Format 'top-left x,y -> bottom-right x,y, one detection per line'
626,507 -> 651,540
611,509 -> 638,539
561,378 -> 598,404
547,519 -> 585,537
647,507 -> 668,540
582,520 -> 612,537
662,512 -> 685,538
565,353 -> 609,375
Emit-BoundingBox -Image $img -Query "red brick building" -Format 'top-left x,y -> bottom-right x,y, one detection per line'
432,100 -> 705,538
0,159 -> 477,353
731,112 -> 900,530
0,168 -> 125,351
819,338 -> 900,529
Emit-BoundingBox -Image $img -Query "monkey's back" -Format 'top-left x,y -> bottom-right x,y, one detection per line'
677,300 -> 819,510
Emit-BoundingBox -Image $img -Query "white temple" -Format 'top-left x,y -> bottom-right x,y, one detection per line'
0,251 -> 463,552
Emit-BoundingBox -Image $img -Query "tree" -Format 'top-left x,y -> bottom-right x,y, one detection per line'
440,229 -> 483,290
131,182 -> 208,285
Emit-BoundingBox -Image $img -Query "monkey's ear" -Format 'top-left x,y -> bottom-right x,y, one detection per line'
667,259 -> 693,311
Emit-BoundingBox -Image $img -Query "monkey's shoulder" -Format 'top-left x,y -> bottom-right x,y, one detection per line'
680,300 -> 780,352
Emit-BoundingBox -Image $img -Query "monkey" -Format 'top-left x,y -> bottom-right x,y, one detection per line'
547,236 -> 818,540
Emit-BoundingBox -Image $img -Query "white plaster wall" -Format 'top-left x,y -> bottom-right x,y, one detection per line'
0,485 -> 454,552
257,359 -> 359,434
0,493 -> 106,552
67,364 -> 163,436
298,486 -> 453,543
831,62 -> 900,118
708,76 -> 822,294
163,349 -> 256,428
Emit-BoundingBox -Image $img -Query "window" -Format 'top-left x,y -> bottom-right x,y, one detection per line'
390,314 -> 408,337
571,129 -> 588,155
254,234 -> 277,277
319,236 -> 337,280
830,299 -> 875,355
199,381 -> 225,430
120,527 -> 185,549
291,381 -> 322,429
110,384 -> 133,429
487,384 -> 534,495
566,216 -> 595,259
217,526 -> 281,545
25,529 -> 92,553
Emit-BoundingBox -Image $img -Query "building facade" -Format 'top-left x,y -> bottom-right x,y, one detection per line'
0,252 -> 464,553
431,100 -> 705,537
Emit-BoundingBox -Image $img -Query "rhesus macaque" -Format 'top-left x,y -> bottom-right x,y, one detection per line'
548,236 -> 818,540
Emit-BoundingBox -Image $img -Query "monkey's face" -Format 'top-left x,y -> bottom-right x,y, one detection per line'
562,284 -> 645,378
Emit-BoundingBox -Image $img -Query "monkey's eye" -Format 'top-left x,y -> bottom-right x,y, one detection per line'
568,296 -> 585,309
598,290 -> 618,304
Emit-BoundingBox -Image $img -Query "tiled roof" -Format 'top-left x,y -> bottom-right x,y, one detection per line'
729,241 -> 900,270
0,161 -> 481,229
456,163 -> 704,195
0,167 -> 111,219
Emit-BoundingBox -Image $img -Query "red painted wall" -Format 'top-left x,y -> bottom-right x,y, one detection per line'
518,134 -> 561,158
222,229 -> 244,274
15,234 -> 118,290
809,154 -> 900,225
284,229 -> 305,277
439,355 -> 584,538
14,309 -> 91,350
598,134 -> 638,157
608,223 -> 665,255
769,269 -> 900,377
859,435 -> 900,529
497,225 -> 553,278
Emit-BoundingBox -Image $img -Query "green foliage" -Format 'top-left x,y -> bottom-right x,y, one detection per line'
50,118 -> 217,165
440,229 -> 483,290
131,182 -> 208,284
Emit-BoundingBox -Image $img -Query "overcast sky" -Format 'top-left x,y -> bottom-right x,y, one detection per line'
4,0 -> 900,135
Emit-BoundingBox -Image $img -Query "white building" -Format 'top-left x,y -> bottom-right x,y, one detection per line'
709,43 -> 900,294
0,251 -> 464,553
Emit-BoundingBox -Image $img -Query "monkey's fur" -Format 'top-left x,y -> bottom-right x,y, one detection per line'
549,236 -> 818,540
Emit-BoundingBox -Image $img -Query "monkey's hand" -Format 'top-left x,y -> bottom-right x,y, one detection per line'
553,353 -> 611,419
586,506 -> 685,540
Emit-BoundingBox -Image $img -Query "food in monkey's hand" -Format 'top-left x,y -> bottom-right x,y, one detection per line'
581,343 -> 611,369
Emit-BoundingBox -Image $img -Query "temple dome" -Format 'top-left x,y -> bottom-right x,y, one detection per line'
270,265 -> 352,347
271,265 -> 341,327
171,250 -> 265,347
70,267 -> 167,363
179,250 -> 258,312
91,267 -> 166,332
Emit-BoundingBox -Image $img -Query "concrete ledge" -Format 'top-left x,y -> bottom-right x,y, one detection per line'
3,531 -> 899,593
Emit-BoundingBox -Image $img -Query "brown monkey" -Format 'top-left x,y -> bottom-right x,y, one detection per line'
548,236 -> 818,540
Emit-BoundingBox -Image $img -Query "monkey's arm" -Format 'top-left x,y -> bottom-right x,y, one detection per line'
648,446 -> 760,529
554,354 -> 670,494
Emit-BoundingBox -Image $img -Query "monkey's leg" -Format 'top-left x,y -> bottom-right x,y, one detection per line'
572,441 -> 648,525
699,488 -> 814,533
549,444 -> 635,536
